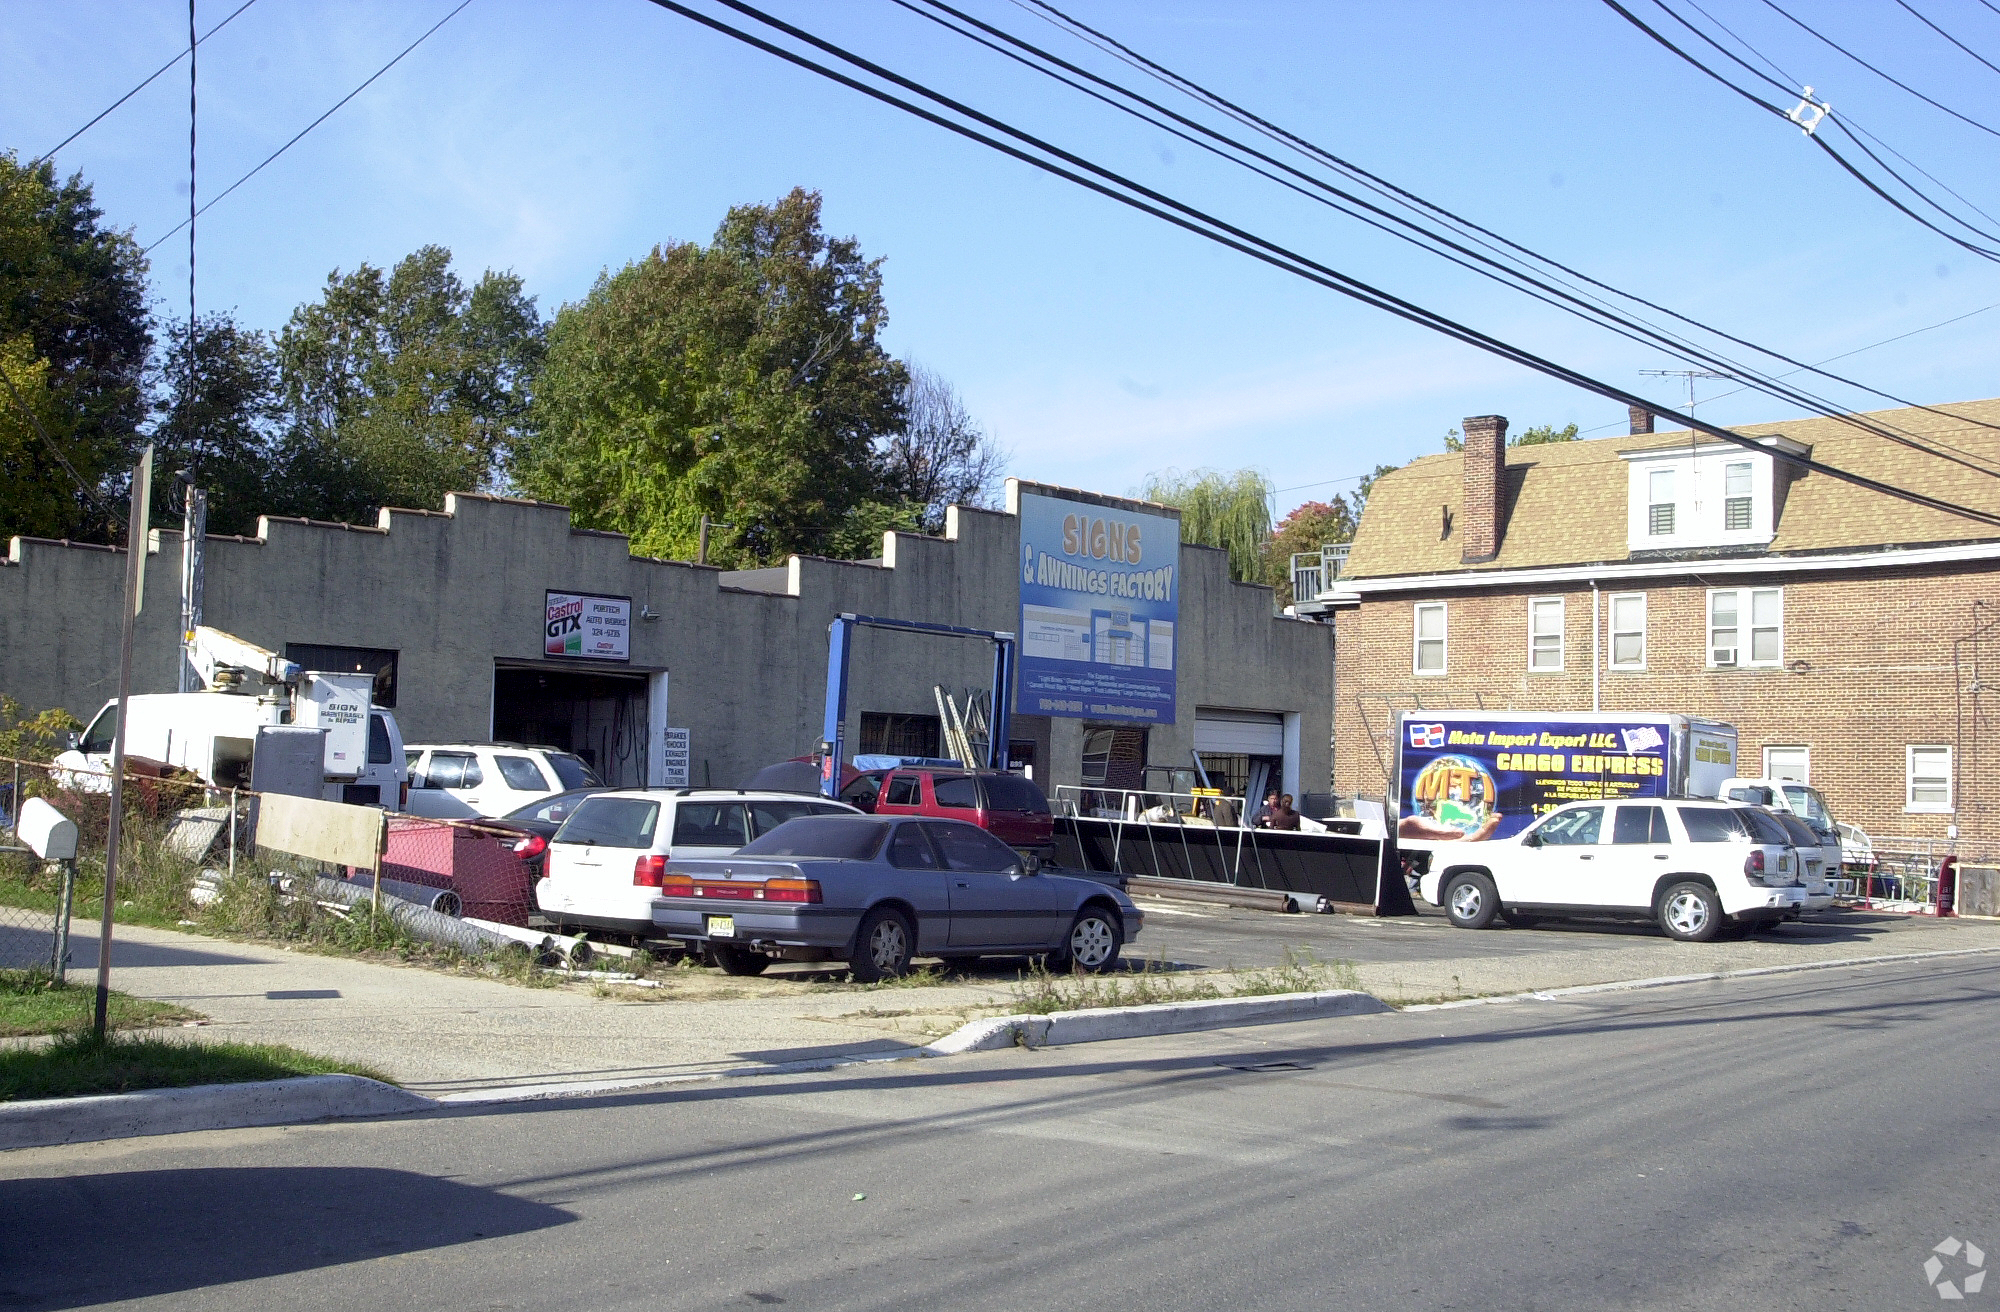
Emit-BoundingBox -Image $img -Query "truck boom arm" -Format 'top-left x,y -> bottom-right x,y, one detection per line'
188,625 -> 300,693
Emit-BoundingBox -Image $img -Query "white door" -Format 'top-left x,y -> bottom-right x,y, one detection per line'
1510,804 -> 1609,905
538,795 -> 664,921
1601,803 -> 1673,909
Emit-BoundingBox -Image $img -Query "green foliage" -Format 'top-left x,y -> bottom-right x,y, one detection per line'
1443,421 -> 1578,451
0,971 -> 198,1037
1265,498 -> 1357,606
1351,462 -> 1401,522
0,1028 -> 389,1100
0,695 -> 80,765
146,313 -> 284,536
0,153 -> 151,542
1139,467 -> 1274,584
516,188 -> 908,566
274,245 -> 543,522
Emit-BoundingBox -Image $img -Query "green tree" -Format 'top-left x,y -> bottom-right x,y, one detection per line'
274,245 -> 543,522
516,189 -> 908,565
1442,421 -> 1578,451
0,153 -> 151,541
146,313 -> 283,536
1139,467 -> 1273,584
1351,462 -> 1400,522
1265,498 -> 1357,606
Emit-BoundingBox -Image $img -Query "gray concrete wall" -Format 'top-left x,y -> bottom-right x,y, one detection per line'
1,485 -> 1333,798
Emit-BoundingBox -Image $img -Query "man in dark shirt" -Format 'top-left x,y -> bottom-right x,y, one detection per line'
1251,790 -> 1280,827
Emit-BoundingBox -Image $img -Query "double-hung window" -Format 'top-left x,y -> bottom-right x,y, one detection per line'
1708,587 -> 1782,667
1414,603 -> 1447,674
1724,462 -> 1754,531
1648,469 -> 1676,536
1907,746 -> 1953,813
1528,597 -> 1564,671
1608,592 -> 1646,670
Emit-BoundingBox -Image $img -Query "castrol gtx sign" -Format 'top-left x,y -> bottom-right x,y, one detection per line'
545,591 -> 632,661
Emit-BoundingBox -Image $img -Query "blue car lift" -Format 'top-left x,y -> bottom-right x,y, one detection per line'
819,613 -> 1016,798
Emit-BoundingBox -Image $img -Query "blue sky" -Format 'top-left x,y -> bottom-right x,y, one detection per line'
6,0 -> 1997,519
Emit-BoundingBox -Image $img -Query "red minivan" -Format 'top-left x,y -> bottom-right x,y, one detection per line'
840,769 -> 1055,855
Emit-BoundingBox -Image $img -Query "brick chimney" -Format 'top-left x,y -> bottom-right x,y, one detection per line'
1460,414 -> 1507,563
1629,405 -> 1655,435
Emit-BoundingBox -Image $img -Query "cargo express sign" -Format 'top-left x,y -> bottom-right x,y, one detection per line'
545,591 -> 631,661
1016,490 -> 1177,725
1401,718 -> 1672,841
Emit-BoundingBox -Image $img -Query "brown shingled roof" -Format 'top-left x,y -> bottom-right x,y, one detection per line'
1342,398 -> 2000,579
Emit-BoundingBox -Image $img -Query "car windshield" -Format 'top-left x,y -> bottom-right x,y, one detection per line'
547,753 -> 601,789
738,816 -> 890,860
507,789 -> 598,823
981,774 -> 1050,814
1782,785 -> 1838,837
553,797 -> 659,848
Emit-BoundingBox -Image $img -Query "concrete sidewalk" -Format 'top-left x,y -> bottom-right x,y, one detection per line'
60,911 -> 2000,1095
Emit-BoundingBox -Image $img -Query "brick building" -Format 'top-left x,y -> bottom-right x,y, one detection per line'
1314,399 -> 2000,853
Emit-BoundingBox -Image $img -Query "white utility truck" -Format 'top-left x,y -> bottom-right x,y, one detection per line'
54,626 -> 408,806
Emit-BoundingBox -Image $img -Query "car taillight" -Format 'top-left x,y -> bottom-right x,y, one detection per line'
658,872 -> 694,897
512,833 -> 548,859
633,854 -> 666,887
1744,849 -> 1768,884
761,878 -> 822,904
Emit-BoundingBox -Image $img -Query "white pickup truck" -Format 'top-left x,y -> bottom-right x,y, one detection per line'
1419,798 -> 1809,941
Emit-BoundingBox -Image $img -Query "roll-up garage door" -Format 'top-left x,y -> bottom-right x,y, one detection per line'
1194,709 -> 1285,755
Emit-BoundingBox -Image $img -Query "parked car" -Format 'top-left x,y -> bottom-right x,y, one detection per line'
402,743 -> 601,819
535,789 -> 861,935
476,787 -> 612,883
1759,808 -> 1837,915
651,814 -> 1142,980
1418,799 -> 1809,941
839,768 -> 1054,856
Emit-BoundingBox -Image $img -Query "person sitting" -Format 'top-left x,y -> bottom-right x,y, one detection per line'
1265,794 -> 1302,831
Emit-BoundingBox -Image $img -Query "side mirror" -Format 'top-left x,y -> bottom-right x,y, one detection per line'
1522,831 -> 1542,848
63,731 -> 79,751
1017,852 -> 1043,876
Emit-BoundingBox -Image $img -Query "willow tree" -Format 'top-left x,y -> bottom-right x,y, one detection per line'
1139,467 -> 1273,584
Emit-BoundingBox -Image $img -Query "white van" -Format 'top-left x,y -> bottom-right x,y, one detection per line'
536,790 -> 859,936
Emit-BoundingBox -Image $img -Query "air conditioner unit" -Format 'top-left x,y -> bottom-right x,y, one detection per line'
1711,646 -> 1738,667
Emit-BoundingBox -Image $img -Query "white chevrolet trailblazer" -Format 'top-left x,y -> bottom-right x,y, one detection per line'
1419,799 -> 1809,942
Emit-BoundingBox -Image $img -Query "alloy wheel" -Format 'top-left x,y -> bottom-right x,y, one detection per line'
1450,882 -> 1484,921
1071,916 -> 1115,968
869,919 -> 908,971
1665,891 -> 1710,936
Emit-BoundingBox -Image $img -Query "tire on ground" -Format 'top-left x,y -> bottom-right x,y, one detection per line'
1049,906 -> 1123,974
710,943 -> 771,976
1443,871 -> 1500,930
849,906 -> 916,982
1658,880 -> 1723,942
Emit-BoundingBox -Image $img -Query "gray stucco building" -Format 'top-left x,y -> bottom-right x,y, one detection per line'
0,479 -> 1332,806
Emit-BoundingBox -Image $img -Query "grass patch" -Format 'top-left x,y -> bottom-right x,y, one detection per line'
0,1028 -> 392,1101
0,972 -> 200,1037
1009,946 -> 1363,1015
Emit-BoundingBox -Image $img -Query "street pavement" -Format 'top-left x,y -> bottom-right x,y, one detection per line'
3,954 -> 1994,1310
25,906 -> 2000,1092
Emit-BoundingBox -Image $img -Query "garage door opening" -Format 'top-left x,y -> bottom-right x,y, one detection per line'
492,666 -> 650,788
1196,708 -> 1286,807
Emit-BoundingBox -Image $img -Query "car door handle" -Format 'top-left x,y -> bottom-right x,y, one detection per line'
954,881 -> 969,889
1654,854 -> 1670,859
1579,854 -> 1594,860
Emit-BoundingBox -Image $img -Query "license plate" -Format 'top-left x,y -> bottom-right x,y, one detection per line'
706,915 -> 735,939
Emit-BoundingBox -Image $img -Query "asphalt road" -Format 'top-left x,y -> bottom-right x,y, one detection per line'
6,955 -> 1996,1310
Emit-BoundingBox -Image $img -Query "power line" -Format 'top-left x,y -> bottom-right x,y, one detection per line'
644,0 -> 2000,528
1757,0 -> 2000,139
918,0 -> 2000,476
143,0 -> 476,254
1893,0 -> 2000,82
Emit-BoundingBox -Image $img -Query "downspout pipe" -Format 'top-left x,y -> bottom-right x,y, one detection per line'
1591,581 -> 1601,712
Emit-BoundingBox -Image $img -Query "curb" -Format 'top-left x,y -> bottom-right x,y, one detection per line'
1399,943 -> 2000,1012
0,1075 -> 433,1152
925,988 -> 1392,1054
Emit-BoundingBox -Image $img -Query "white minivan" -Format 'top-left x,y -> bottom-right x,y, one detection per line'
536,789 -> 860,935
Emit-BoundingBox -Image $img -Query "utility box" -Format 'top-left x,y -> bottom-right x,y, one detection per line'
295,673 -> 372,779
249,725 -> 329,799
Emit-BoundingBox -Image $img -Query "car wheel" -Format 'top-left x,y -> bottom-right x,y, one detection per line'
1659,881 -> 1722,942
1499,909 -> 1541,929
1051,908 -> 1123,974
849,907 -> 915,982
710,943 -> 770,976
1443,872 -> 1499,930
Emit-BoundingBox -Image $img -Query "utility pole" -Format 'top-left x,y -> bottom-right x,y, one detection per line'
96,446 -> 152,1040
177,474 -> 206,692
698,514 -> 710,567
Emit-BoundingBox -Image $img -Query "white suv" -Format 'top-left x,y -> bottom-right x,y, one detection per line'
1419,799 -> 1808,942
402,742 -> 601,819
536,789 -> 860,936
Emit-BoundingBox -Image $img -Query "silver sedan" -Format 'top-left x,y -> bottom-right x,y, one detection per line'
651,814 -> 1142,980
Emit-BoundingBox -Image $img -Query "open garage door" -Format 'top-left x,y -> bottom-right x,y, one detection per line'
1196,709 -> 1286,805
492,666 -> 650,788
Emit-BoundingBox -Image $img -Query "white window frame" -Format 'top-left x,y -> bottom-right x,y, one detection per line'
1707,586 -> 1783,668
1906,745 -> 1954,814
1647,467 -> 1676,537
1608,592 -> 1646,671
1527,597 -> 1564,672
1723,461 -> 1754,532
1414,602 -> 1447,676
1763,745 -> 1810,783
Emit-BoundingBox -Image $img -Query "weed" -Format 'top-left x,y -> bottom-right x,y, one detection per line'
0,1028 -> 389,1101
1007,945 -> 1365,1015
0,971 -> 199,1036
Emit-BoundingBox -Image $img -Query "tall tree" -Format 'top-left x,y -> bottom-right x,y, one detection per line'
1265,498 -> 1357,606
880,362 -> 1006,534
517,188 -> 908,565
1139,467 -> 1273,584
145,313 -> 283,536
275,245 -> 543,522
0,153 -> 150,541
1443,421 -> 1578,451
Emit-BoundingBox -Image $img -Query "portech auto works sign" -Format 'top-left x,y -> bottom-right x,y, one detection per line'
545,591 -> 631,661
